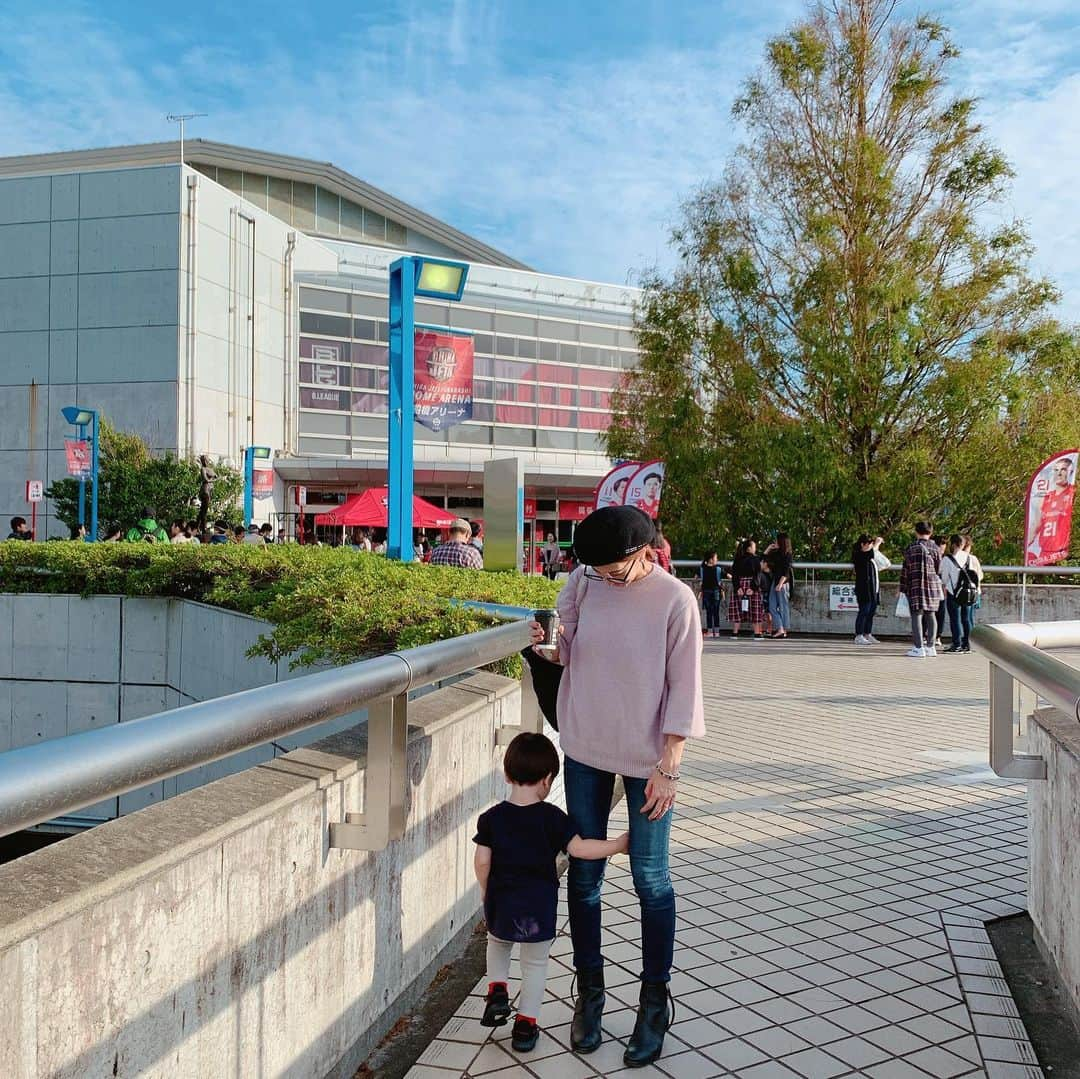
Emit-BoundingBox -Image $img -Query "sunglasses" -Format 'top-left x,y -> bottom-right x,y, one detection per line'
584,562 -> 637,585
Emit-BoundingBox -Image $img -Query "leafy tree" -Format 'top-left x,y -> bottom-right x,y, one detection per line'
609,0 -> 1080,560
45,419 -> 243,538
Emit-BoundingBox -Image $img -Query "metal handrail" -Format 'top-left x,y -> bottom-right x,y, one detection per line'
970,620 -> 1080,780
672,559 -> 1080,577
0,617 -> 534,841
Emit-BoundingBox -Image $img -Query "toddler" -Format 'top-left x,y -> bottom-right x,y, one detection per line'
473,732 -> 628,1052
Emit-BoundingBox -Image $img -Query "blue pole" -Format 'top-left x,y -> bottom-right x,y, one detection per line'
243,447 -> 254,526
77,422 -> 86,534
89,411 -> 99,542
387,257 -> 416,562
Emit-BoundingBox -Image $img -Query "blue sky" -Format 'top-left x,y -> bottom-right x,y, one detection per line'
2,0 -> 1078,314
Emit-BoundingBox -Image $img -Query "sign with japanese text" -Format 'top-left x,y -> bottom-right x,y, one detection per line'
414,330 -> 474,432
1025,449 -> 1078,566
25,480 -> 43,502
828,584 -> 861,612
65,439 -> 91,478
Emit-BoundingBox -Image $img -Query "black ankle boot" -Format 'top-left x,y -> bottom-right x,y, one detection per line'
570,967 -> 605,1053
511,1015 -> 539,1052
623,981 -> 673,1068
480,983 -> 510,1027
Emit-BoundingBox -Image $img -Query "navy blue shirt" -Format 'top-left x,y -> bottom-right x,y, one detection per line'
473,800 -> 577,943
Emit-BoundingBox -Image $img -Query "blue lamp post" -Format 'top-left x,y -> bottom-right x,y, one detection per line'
387,256 -> 469,562
61,406 -> 99,541
243,446 -> 272,526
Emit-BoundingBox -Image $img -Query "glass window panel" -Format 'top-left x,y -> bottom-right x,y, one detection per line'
293,182 -> 316,229
351,391 -> 388,414
300,288 -> 349,313
618,329 -> 638,350
340,198 -> 365,240
386,218 -> 407,245
218,167 -> 243,194
316,188 -> 340,235
451,308 -> 494,332
536,340 -> 557,362
242,172 -> 268,210
494,359 -> 534,380
473,378 -> 493,399
580,323 -> 617,346
300,387 -> 349,411
416,301 -> 451,325
494,426 -> 535,447
580,346 -> 599,365
579,367 -> 618,388
577,410 -> 611,430
300,337 -> 348,361
449,424 -> 492,445
352,318 -> 378,341
298,436 -> 348,457
495,313 -> 538,336
351,367 -> 378,389
415,424 -> 447,442
363,208 -> 386,240
616,350 -> 639,369
540,318 -> 575,341
517,338 -> 536,359
471,402 -> 494,422
538,385 -> 556,405
559,387 -> 577,406
560,343 -> 579,364
495,381 -> 515,401
299,312 -> 351,337
475,356 -> 494,377
378,320 -> 390,343
577,432 -> 604,452
473,333 -> 494,354
300,361 -> 351,386
538,408 -> 575,427
494,404 -> 535,425
351,294 -> 386,317
516,383 -> 536,403
267,176 -> 292,222
537,429 -> 576,449
496,336 -> 516,357
352,342 -> 388,366
351,417 -> 386,438
301,412 -> 349,436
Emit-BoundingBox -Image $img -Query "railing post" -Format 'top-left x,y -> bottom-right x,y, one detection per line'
330,692 -> 410,851
988,662 -> 1047,781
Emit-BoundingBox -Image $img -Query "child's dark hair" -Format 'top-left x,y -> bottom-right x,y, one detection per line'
503,732 -> 560,785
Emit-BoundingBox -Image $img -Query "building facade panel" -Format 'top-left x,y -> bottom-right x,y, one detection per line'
0,332 -> 49,386
76,269 -> 180,330
77,166 -> 180,220
77,213 -> 180,275
0,222 -> 51,279
0,176 -> 51,226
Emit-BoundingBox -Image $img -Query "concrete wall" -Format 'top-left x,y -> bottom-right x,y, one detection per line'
0,671 -> 517,1079
1028,709 -> 1080,1029
687,580 -> 1080,637
0,594 -> 363,821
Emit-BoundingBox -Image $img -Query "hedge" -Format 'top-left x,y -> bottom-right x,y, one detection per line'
0,542 -> 560,676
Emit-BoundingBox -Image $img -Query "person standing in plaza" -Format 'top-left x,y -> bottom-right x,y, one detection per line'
941,534 -> 979,653
852,534 -> 889,644
541,533 -> 561,580
699,552 -> 723,637
529,506 -> 704,1067
899,522 -> 944,657
764,533 -> 793,639
727,539 -> 765,639
963,535 -> 985,625
430,518 -> 484,569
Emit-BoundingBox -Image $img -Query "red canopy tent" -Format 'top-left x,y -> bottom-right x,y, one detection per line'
313,487 -> 455,528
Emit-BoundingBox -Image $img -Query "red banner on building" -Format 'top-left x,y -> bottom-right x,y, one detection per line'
559,500 -> 593,521
1025,449 -> 1078,566
523,498 -> 537,519
414,330 -> 474,432
65,439 -> 91,478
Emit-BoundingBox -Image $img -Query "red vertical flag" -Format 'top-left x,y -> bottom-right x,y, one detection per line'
1024,450 -> 1078,566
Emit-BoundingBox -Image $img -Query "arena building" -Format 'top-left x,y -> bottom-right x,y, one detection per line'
0,140 -> 640,547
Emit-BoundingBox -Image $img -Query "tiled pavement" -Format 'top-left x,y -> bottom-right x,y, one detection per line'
410,638 -> 1046,1079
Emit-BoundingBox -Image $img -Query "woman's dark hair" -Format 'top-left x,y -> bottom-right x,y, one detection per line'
702,551 -> 717,564
856,533 -> 872,546
503,732 -> 560,785
949,533 -> 964,553
776,532 -> 793,557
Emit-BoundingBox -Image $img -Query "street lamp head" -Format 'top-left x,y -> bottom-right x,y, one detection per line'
61,406 -> 95,426
414,258 -> 469,301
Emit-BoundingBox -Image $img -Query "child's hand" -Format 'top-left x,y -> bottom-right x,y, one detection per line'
613,831 -> 630,855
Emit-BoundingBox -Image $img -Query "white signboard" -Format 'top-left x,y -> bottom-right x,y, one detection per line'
828,583 -> 860,612
25,480 -> 44,502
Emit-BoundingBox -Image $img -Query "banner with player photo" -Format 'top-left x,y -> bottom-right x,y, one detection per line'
624,460 -> 665,520
594,461 -> 641,510
1025,449 -> 1078,566
414,330 -> 474,432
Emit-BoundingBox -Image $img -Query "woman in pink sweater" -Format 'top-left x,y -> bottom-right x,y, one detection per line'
529,506 -> 705,1068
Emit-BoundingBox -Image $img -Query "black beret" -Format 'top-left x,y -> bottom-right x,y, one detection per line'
572,506 -> 656,566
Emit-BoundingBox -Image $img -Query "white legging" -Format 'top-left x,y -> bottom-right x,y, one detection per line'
486,934 -> 553,1021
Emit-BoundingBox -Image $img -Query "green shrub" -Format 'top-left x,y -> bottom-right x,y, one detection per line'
0,542 -> 560,677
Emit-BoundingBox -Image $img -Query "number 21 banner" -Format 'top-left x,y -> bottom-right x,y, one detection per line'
1025,449 -> 1078,566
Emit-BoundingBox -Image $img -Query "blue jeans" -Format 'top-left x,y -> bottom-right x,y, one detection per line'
855,597 -> 878,636
768,583 -> 790,631
564,756 -> 675,983
947,596 -> 974,648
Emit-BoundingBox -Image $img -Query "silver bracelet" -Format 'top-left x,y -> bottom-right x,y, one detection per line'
655,762 -> 680,781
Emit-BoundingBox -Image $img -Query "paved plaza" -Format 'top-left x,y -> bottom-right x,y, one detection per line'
409,637 -> 1044,1079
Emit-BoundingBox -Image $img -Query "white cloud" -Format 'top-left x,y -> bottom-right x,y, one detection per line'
0,1 -> 1076,318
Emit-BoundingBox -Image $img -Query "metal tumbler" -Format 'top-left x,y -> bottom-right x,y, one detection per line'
534,608 -> 560,652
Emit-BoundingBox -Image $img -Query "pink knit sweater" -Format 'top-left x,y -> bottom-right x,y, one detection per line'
555,565 -> 705,778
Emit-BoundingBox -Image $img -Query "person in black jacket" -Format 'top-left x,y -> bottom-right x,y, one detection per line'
699,552 -> 723,638
726,539 -> 765,640
764,533 -> 794,639
852,534 -> 889,644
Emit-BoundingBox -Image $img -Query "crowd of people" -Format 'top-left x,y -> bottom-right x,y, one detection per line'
692,524 -> 985,651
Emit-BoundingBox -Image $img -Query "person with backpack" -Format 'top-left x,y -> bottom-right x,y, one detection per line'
124,508 -> 169,544
941,534 -> 979,653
